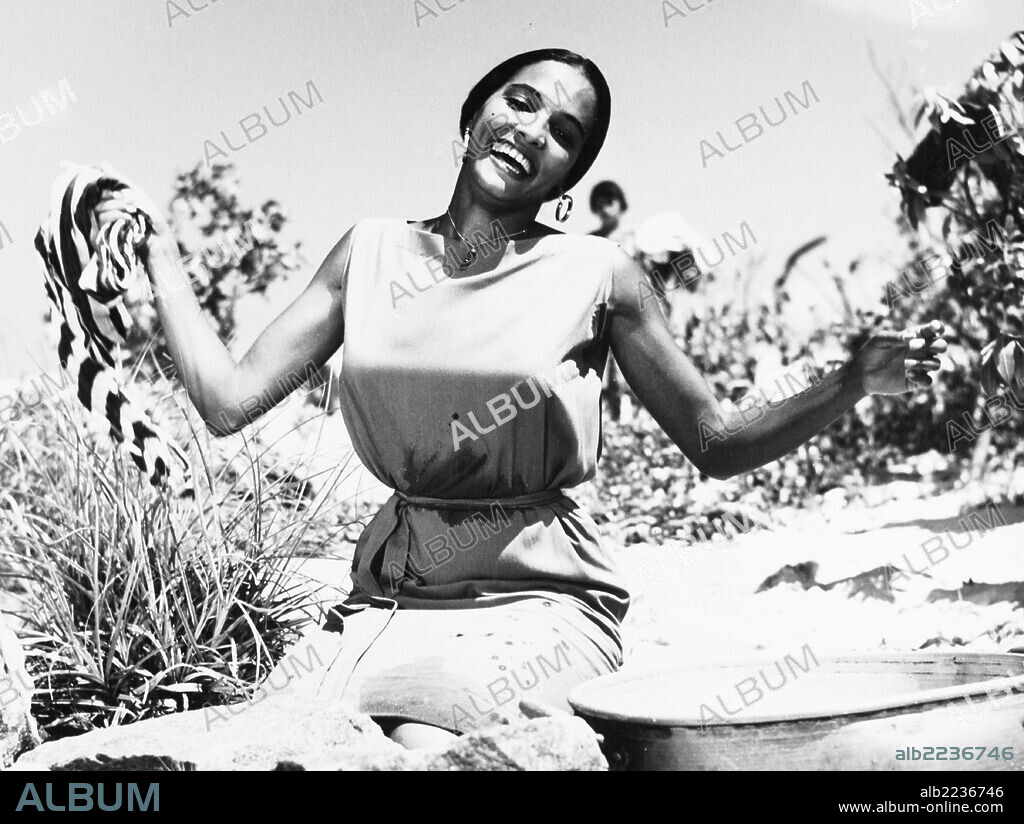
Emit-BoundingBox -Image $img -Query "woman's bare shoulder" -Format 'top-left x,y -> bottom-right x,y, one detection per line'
325,217 -> 399,257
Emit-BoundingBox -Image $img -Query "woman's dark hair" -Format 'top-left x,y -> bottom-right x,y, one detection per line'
589,180 -> 627,213
459,48 -> 611,201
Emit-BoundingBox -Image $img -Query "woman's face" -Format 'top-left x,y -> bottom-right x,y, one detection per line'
463,60 -> 598,206
594,197 -> 623,222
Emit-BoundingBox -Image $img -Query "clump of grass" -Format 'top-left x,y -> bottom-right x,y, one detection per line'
0,365 -> 356,739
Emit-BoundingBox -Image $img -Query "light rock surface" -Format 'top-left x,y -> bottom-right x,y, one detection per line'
340,715 -> 606,772
0,619 -> 40,768
11,695 -> 606,771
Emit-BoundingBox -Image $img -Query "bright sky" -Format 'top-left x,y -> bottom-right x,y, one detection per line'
0,0 -> 1017,380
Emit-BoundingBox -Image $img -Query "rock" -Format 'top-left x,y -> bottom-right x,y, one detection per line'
52,754 -> 195,771
369,716 -> 607,772
755,561 -> 820,593
293,716 -> 607,771
819,565 -> 903,602
926,580 -> 1024,608
11,696 -> 400,772
12,695 -> 606,771
0,618 -> 40,768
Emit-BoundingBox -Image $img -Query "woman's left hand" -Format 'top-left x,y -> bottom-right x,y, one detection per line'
851,320 -> 948,396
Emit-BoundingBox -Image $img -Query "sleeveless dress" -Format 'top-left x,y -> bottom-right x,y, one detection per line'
266,218 -> 631,733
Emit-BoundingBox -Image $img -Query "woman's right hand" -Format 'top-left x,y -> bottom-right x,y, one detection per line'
93,187 -> 175,262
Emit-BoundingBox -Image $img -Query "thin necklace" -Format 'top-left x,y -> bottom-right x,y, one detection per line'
445,210 -> 530,269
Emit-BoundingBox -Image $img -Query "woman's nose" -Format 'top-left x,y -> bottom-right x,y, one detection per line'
514,111 -> 548,147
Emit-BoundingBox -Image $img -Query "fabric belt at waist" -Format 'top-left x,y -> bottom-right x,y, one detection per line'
352,488 -> 568,599
393,488 -> 566,511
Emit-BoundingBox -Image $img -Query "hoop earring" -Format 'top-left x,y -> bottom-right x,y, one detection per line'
555,192 -> 573,223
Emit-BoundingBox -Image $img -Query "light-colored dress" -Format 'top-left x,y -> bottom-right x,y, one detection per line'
269,218 -> 631,733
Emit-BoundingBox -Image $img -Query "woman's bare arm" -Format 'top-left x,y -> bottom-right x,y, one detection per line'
95,190 -> 352,436
606,248 -> 945,480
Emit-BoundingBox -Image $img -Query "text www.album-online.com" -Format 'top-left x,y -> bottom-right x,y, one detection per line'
838,784 -> 1006,813
837,801 -> 1004,813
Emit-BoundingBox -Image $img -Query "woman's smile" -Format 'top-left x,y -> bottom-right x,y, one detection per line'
489,140 -> 536,180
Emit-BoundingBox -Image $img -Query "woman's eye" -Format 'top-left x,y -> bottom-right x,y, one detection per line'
505,96 -> 529,111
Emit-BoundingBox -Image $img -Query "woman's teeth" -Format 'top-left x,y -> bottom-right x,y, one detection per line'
490,143 -> 532,178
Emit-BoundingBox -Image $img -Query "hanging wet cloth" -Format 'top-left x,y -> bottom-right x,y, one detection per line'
33,162 -> 193,497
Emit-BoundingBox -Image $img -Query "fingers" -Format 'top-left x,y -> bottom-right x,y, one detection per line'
100,186 -> 157,213
905,352 -> 941,390
878,322 -> 946,346
93,197 -> 142,230
903,320 -> 948,366
901,321 -> 944,339
907,336 -> 947,352
905,362 -> 935,389
98,187 -> 139,204
95,197 -> 135,214
867,321 -> 946,394
903,323 -> 946,392
96,189 -> 149,217
912,319 -> 945,339
906,361 -> 938,377
96,189 -> 164,234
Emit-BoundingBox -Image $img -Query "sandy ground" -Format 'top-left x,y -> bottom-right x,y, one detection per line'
614,493 -> 1024,673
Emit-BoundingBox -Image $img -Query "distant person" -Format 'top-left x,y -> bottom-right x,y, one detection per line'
589,180 -> 632,419
589,180 -> 632,248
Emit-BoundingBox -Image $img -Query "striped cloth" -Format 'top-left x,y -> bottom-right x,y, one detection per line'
34,163 -> 193,497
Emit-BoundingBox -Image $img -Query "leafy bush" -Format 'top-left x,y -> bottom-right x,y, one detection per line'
887,30 -> 1024,393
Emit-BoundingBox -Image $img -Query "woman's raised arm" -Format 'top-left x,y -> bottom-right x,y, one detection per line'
95,189 -> 352,436
605,248 -> 945,480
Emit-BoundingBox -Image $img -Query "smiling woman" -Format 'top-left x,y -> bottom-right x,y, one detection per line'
457,49 -> 610,204
93,47 -> 947,749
